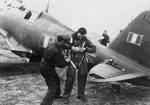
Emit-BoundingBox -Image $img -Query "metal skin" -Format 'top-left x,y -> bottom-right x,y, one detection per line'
89,10 -> 150,87
0,7 -> 73,61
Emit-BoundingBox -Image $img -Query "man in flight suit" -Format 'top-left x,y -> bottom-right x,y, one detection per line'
99,30 -> 110,46
40,35 -> 70,105
63,27 -> 96,104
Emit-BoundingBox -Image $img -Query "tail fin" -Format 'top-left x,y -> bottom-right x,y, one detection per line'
109,10 -> 150,68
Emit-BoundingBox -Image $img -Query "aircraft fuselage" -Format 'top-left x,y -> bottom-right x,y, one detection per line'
0,8 -> 73,55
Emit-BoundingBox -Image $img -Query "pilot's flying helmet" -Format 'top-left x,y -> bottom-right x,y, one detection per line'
77,27 -> 87,35
62,34 -> 71,42
56,34 -> 70,43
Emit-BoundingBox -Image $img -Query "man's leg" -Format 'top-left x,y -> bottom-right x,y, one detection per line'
54,71 -> 62,98
63,65 -> 76,104
77,59 -> 88,102
40,70 -> 57,105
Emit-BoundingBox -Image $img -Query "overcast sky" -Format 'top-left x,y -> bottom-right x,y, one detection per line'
24,0 -> 149,39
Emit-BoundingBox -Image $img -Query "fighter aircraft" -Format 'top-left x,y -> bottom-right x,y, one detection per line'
89,10 -> 150,89
0,1 -> 74,62
1,1 -> 150,91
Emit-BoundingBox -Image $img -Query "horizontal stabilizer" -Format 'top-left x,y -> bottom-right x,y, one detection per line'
89,72 -> 144,82
89,63 -> 145,82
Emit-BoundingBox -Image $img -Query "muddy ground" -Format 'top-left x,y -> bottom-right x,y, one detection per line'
0,50 -> 150,105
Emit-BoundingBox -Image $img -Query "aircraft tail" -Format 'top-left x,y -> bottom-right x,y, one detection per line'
109,10 -> 150,69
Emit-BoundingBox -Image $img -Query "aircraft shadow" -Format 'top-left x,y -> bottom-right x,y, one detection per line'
86,82 -> 150,105
0,63 -> 40,76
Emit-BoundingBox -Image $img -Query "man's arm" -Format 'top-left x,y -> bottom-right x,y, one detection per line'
85,37 -> 96,53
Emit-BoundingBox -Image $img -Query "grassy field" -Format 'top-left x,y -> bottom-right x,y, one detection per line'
0,50 -> 150,105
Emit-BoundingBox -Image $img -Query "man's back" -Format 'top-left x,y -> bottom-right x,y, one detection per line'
42,42 -> 67,68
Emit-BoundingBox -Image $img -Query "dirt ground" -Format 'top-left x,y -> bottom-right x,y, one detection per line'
0,50 -> 150,105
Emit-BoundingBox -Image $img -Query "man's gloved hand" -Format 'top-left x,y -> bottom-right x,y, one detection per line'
71,46 -> 86,52
71,46 -> 80,52
65,57 -> 71,62
79,47 -> 86,52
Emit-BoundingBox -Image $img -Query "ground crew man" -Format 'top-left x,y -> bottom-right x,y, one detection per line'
40,35 -> 70,105
63,27 -> 96,104
99,30 -> 110,46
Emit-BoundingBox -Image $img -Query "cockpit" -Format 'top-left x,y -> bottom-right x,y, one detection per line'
23,10 -> 42,22
0,2 -> 42,23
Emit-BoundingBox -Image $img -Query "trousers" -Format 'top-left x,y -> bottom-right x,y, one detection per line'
63,58 -> 88,98
40,64 -> 60,105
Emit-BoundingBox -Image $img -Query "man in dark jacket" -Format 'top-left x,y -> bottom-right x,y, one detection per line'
99,30 -> 110,46
63,27 -> 96,104
40,35 -> 70,105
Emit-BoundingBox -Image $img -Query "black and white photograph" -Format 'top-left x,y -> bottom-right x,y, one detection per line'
0,0 -> 150,105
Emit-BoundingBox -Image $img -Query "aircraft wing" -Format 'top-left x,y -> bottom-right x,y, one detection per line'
0,28 -> 32,58
89,62 -> 146,82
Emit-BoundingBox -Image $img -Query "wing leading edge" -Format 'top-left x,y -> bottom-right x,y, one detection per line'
0,28 -> 32,58
89,63 -> 145,82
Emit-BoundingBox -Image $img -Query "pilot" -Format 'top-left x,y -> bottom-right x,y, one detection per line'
63,27 -> 96,104
99,30 -> 110,46
40,35 -> 70,105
